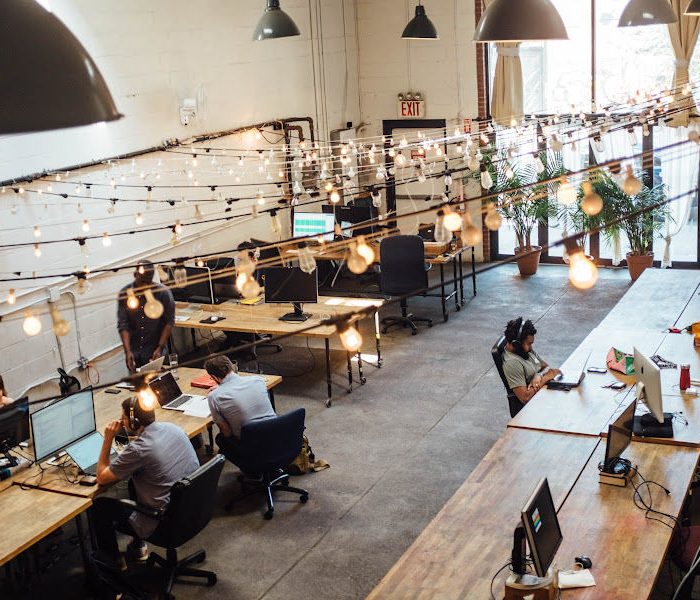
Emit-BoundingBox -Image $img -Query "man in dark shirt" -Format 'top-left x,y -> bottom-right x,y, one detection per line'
117,260 -> 175,372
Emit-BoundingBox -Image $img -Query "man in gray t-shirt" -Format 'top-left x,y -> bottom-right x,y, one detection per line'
205,356 -> 275,467
93,397 -> 199,568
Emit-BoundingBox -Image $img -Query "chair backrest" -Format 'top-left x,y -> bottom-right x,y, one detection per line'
147,454 -> 225,549
379,235 -> 428,296
57,368 -> 81,396
491,336 -> 523,418
236,408 -> 306,474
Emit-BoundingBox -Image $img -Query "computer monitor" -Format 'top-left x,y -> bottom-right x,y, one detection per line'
264,267 -> 318,322
31,388 -> 96,463
0,397 -> 30,466
602,398 -> 636,474
633,347 -> 673,437
293,212 -> 335,242
512,478 -> 562,579
172,266 -> 219,305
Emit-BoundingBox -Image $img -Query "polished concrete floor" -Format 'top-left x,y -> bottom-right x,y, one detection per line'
5,264 -> 640,599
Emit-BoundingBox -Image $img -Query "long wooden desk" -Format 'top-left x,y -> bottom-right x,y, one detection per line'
176,296 -> 384,406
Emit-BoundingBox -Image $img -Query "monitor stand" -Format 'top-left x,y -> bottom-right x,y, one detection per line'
633,412 -> 674,438
279,302 -> 311,322
0,440 -> 19,468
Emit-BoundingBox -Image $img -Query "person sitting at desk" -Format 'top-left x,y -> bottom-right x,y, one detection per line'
0,376 -> 14,407
204,356 -> 275,467
117,259 -> 175,372
93,396 -> 199,569
502,317 -> 561,405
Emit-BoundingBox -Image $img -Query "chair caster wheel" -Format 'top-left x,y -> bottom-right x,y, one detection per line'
325,399 -> 332,407
456,305 -> 461,311
360,377 -> 367,385
208,573 -> 217,586
300,494 -> 309,504
264,510 -> 274,520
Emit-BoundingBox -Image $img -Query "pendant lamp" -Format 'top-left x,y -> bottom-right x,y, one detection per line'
253,0 -> 301,41
0,0 -> 121,134
686,0 -> 700,15
618,0 -> 677,26
474,0 -> 568,42
402,2 -> 439,40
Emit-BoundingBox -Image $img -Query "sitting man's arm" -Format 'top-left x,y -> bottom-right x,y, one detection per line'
96,420 -> 123,486
208,395 -> 233,438
504,361 -> 539,405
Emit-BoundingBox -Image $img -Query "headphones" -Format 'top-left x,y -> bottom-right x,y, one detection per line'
510,319 -> 525,345
128,396 -> 141,431
510,319 -> 530,359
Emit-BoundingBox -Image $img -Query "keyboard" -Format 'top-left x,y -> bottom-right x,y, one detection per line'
165,394 -> 193,409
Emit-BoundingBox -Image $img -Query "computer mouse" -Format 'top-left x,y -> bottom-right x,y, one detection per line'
210,316 -> 219,322
575,555 -> 592,570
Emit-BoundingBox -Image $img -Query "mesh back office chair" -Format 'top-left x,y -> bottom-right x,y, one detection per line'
225,408 -> 309,520
491,336 -> 524,418
379,235 -> 433,335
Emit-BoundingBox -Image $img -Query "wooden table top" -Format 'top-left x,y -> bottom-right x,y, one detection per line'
281,242 -> 466,265
0,486 -> 91,567
366,429 -> 601,600
557,441 -> 699,599
175,295 -> 384,338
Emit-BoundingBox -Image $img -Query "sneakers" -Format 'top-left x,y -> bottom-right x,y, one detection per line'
126,540 -> 149,563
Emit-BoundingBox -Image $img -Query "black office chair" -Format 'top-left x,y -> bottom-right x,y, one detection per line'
379,235 -> 433,335
225,408 -> 309,520
58,368 -> 81,396
491,336 -> 523,418
130,455 -> 225,600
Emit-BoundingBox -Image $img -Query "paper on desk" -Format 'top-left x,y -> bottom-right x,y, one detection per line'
557,569 -> 596,589
183,396 -> 211,418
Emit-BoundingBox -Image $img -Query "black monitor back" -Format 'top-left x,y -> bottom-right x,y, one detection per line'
0,397 -> 30,449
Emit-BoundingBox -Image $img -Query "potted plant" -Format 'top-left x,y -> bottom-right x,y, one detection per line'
589,172 -> 669,282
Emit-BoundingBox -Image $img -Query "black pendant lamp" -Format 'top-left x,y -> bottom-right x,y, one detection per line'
686,0 -> 700,15
618,0 -> 677,26
402,2 -> 439,40
253,0 -> 301,41
0,0 -> 121,134
474,0 -> 568,42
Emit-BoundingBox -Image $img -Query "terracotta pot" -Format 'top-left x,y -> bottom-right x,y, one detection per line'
514,246 -> 542,276
626,251 -> 654,282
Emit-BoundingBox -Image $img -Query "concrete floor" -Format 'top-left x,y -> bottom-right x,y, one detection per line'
5,264 -> 638,600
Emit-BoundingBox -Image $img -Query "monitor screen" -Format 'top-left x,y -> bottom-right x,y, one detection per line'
0,397 -> 30,449
66,430 -> 105,470
31,389 -> 96,463
172,266 -> 214,304
149,371 -> 182,406
264,267 -> 318,304
605,398 -> 637,466
293,212 -> 335,242
521,478 -> 563,578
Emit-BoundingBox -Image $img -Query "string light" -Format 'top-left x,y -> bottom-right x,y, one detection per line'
484,203 -> 502,231
347,241 -> 370,275
102,232 -> 112,247
337,319 -> 363,353
135,212 -> 144,225
236,273 -> 261,299
622,166 -> 642,196
443,207 -> 463,232
461,213 -> 483,247
581,182 -> 603,216
330,188 -> 341,204
434,210 -> 451,245
81,219 -> 90,233
173,220 -> 183,234
33,225 -> 41,238
566,241 -> 598,290
50,305 -> 70,337
33,243 -> 41,258
23,309 -> 42,336
173,260 -> 188,287
143,289 -> 164,319
297,242 -> 317,274
7,289 -> 17,305
126,288 -> 140,310
270,210 -> 281,238
136,385 -> 158,411
556,178 -> 577,206
355,236 -> 376,264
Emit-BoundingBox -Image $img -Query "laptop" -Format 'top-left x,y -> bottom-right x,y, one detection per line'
148,371 -> 206,411
553,349 -> 592,388
65,431 -> 117,476
137,355 -> 165,373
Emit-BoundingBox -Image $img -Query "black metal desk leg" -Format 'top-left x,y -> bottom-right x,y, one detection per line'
357,352 -> 366,384
471,247 -> 477,296
452,254 -> 460,311
325,338 -> 332,407
346,351 -> 353,393
440,263 -> 448,322
375,311 -> 383,367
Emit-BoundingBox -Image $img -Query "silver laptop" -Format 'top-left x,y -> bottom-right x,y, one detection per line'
65,431 -> 117,476
148,371 -> 205,412
555,350 -> 592,387
137,355 -> 165,373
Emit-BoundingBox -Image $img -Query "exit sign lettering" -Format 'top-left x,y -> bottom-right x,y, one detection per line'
398,99 -> 425,119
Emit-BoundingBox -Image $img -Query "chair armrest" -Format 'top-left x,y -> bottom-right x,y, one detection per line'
117,498 -> 163,520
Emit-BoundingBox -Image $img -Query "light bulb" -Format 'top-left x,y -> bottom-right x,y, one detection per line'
194,204 -> 203,219
627,128 -> 638,147
485,206 -> 503,231
81,219 -> 90,233
461,214 -> 483,247
568,250 -> 598,290
237,253 -> 256,276
7,289 -> 16,305
556,179 -> 577,206
443,208 -> 463,232
298,244 -> 317,274
623,166 -> 642,196
505,164 -> 514,179
467,155 -> 480,172
347,244 -> 369,275
551,135 -> 563,152
137,386 -> 158,411
174,220 -> 183,234
33,225 -> 41,238
236,273 -> 261,299
533,154 -> 545,174
102,233 -> 112,247
143,289 -> 164,319
23,309 -> 42,336
581,182 -> 603,216
33,243 -> 42,258
434,210 -> 452,245
480,165 -> 493,190
50,306 -> 70,337
76,276 -> 92,295
355,236 -> 375,264
173,263 -> 188,287
126,288 -> 140,310
135,213 -> 144,225
270,210 -> 281,238
592,136 -> 605,153
371,191 -> 382,208
330,189 -> 341,204
338,322 -> 363,353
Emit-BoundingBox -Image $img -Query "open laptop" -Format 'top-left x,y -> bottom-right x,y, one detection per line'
552,349 -> 592,388
148,371 -> 206,411
65,431 -> 117,476
137,355 -> 165,373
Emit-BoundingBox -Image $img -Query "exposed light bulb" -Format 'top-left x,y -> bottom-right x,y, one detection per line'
622,166 -> 642,196
480,165 -> 493,190
568,250 -> 598,290
236,273 -> 261,299
355,236 -> 375,264
592,136 -> 606,153
533,153 -> 545,174
50,306 -> 70,337
338,321 -> 363,353
434,210 -> 452,245
23,310 -> 42,336
581,182 -> 603,216
173,262 -> 188,287
461,214 -> 483,247
7,289 -> 16,305
76,275 -> 92,295
33,243 -> 41,257
270,210 -> 282,238
33,225 -> 41,238
484,205 -> 503,231
137,386 -> 158,411
627,128 -> 638,147
81,219 -> 90,233
174,220 -> 183,234
330,189 -> 341,204
102,232 -> 112,247
505,163 -> 514,179
347,243 -> 369,274
143,289 -> 164,319
556,178 -> 577,206
135,212 -> 144,225
443,208 -> 463,232
126,288 -> 140,310
298,243 -> 317,274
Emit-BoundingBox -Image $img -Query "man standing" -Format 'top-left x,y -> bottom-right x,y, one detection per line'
117,260 -> 175,372
204,356 -> 275,465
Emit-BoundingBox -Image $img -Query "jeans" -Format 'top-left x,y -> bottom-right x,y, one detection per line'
216,433 -> 244,468
91,496 -> 141,560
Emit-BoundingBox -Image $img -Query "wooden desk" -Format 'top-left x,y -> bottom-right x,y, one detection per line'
508,329 -> 666,437
366,429 -> 601,600
176,296 -> 384,406
0,486 -> 91,567
556,441 -> 699,599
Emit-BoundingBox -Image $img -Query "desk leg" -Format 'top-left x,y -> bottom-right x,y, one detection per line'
190,327 -> 196,351
452,255 -> 460,312
357,352 -> 366,385
375,311 -> 383,367
440,263 -> 448,322
325,338 -> 332,407
471,247 -> 477,296
346,351 -> 353,393
206,424 -> 214,455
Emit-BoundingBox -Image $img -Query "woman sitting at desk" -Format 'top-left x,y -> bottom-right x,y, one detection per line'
0,376 -> 14,407
502,317 -> 561,405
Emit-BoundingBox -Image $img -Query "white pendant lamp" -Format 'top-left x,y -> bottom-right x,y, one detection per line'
0,0 -> 121,134
474,0 -> 568,42
686,0 -> 700,15
618,0 -> 677,26
253,0 -> 301,41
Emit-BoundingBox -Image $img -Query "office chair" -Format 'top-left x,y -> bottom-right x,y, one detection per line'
491,336 -> 524,418
127,455 -> 225,600
225,408 -> 309,520
57,368 -> 81,396
379,235 -> 433,335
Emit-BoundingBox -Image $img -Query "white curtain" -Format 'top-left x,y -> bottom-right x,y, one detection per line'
667,0 -> 700,127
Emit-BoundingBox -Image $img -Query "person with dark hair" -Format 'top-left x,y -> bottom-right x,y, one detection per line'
204,355 -> 275,466
502,317 -> 561,405
117,259 -> 176,372
92,396 -> 199,569
0,375 -> 14,407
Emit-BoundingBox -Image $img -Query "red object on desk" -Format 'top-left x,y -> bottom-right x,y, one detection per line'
190,373 -> 217,390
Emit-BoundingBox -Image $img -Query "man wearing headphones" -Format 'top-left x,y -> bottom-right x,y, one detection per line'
92,396 -> 199,570
502,317 -> 561,405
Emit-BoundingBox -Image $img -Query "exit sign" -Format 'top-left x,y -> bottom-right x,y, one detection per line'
398,99 -> 425,119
